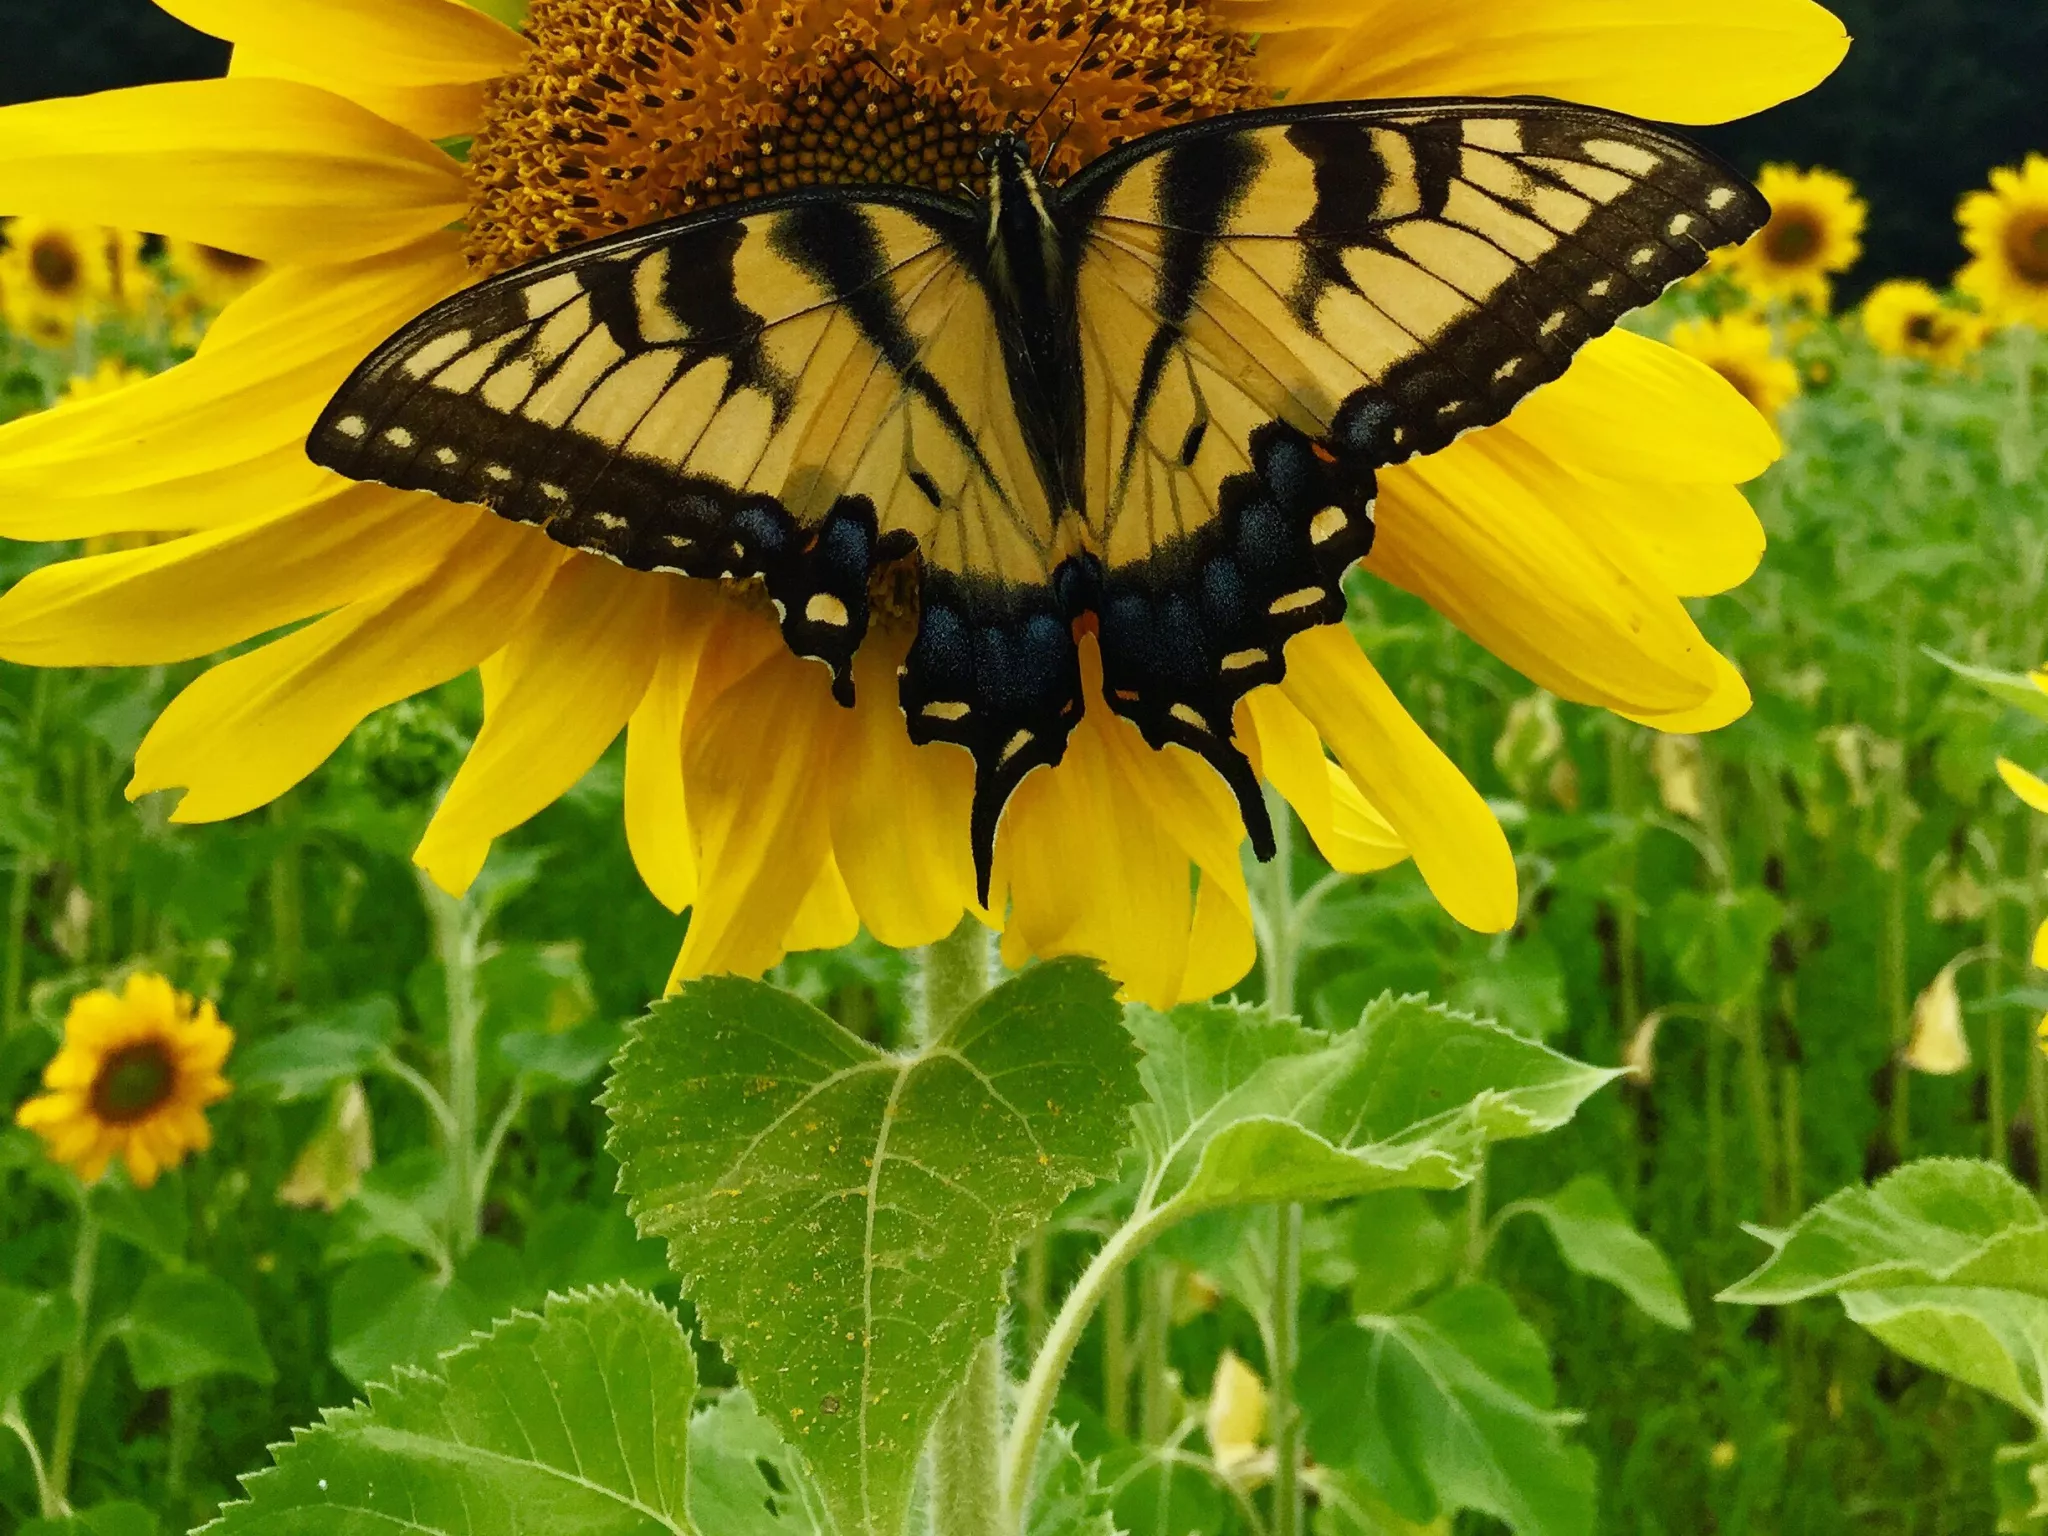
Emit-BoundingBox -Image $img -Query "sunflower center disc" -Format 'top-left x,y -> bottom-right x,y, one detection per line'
29,235 -> 80,295
91,1040 -> 178,1123
461,0 -> 1267,274
2008,212 -> 2048,285
1764,212 -> 1821,265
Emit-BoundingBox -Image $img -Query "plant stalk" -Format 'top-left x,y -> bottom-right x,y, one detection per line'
1270,1201 -> 1306,1536
918,915 -> 1002,1532
47,1202 -> 100,1513
3,671 -> 51,1034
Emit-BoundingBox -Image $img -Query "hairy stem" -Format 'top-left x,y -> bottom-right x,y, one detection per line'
47,1202 -> 100,1512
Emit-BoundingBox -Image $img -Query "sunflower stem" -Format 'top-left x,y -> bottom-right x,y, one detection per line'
1257,789 -> 1306,1536
917,914 -> 1002,1535
918,912 -> 990,1044
2,1407 -> 57,1519
421,874 -> 487,1255
3,671 -> 51,1034
47,1200 -> 99,1514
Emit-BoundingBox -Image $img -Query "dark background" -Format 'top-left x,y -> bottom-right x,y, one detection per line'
1,0 -> 2045,293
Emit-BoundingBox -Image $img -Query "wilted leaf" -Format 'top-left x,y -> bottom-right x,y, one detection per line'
277,1080 -> 374,1212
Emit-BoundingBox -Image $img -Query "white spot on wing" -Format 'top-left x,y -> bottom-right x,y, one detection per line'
383,426 -> 414,448
335,415 -> 367,438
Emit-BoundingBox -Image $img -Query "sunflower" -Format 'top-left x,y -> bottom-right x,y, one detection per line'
1860,279 -> 1987,369
14,972 -> 233,1187
1667,313 -> 1800,423
0,216 -> 121,344
0,0 -> 1845,1007
1958,153 -> 2048,330
1725,164 -> 1864,308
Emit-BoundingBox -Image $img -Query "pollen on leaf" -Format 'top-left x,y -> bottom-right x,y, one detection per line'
463,0 -> 1266,272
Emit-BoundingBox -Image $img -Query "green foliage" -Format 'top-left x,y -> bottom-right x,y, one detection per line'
116,1271 -> 274,1390
1301,1284 -> 1596,1536
1512,1176 -> 1692,1330
606,961 -> 1140,1536
204,1289 -> 696,1535
0,1284 -> 77,1402
1127,995 -> 1616,1217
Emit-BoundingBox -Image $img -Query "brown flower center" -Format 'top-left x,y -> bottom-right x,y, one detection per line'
28,234 -> 81,296
463,0 -> 1265,273
2006,210 -> 2048,286
1904,312 -> 1938,344
1763,209 -> 1822,266
91,1039 -> 177,1124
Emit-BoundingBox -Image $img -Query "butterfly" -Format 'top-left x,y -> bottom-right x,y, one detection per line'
308,96 -> 1766,903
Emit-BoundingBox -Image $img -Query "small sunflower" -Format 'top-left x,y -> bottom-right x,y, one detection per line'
14,972 -> 233,1188
1726,164 -> 1864,307
0,216 -> 121,343
61,357 -> 154,406
1958,153 -> 2048,330
1668,314 -> 1800,423
0,0 -> 1847,1006
1860,278 -> 1987,368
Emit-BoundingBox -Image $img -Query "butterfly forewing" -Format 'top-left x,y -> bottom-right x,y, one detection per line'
307,191 -> 1058,705
1054,99 -> 1766,830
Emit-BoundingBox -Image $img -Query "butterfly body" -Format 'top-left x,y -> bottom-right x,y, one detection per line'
309,98 -> 1768,901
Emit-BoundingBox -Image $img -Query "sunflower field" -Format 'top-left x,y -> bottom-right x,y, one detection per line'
4,3 -> 2048,1535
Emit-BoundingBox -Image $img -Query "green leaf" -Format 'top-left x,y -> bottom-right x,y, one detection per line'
204,1288 -> 694,1535
1447,936 -> 1568,1040
1841,1287 -> 2048,1424
483,941 -> 597,1036
500,1016 -> 625,1087
687,1390 -> 831,1534
235,997 -> 400,1102
90,1173 -> 189,1263
117,1270 -> 275,1389
1995,1439 -> 2048,1533
1663,888 -> 1785,1008
1311,1469 -> 1441,1536
1131,995 -> 1616,1220
19,1501 -> 160,1536
1719,1158 -> 2048,1305
1023,1423 -> 1120,1536
1300,1284 -> 1594,1536
607,960 -> 1139,1536
1927,649 -> 2048,725
1516,1175 -> 1691,1329
0,1282 -> 79,1401
326,1252 -> 495,1387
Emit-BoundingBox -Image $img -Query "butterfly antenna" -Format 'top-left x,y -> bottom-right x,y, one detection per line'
1022,10 -> 1115,148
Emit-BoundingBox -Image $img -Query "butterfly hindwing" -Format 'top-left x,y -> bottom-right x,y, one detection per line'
1056,99 -> 1767,833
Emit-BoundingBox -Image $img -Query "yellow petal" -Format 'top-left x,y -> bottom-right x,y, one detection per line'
130,518 -> 562,821
1563,479 -> 1764,600
0,79 -> 466,264
1233,0 -> 1849,124
782,856 -> 862,955
830,640 -> 979,950
1281,625 -> 1516,932
999,638 -> 1256,1008
1373,433 -> 1721,715
624,590 -> 719,914
1242,687 -> 1406,874
0,443 -> 338,541
1509,331 -> 1782,487
2000,759 -> 2048,816
0,238 -> 467,501
160,0 -> 525,87
2032,918 -> 2048,972
1179,869 -> 1260,1006
673,625 -> 842,980
230,49 -> 488,143
1621,650 -> 1752,734
0,486 -> 476,666
415,555 -> 667,895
